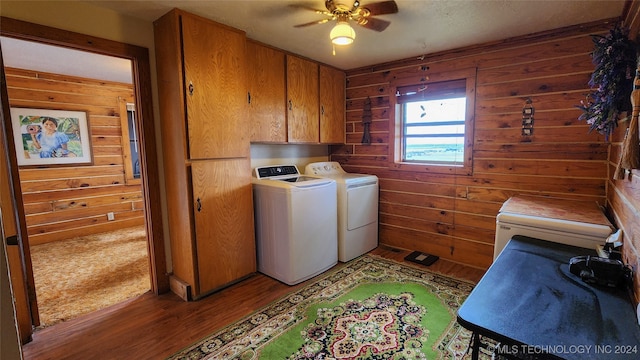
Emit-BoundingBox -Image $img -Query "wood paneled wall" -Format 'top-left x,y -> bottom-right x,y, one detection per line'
335,20 -> 616,270
609,129 -> 640,305
614,1 -> 640,306
5,68 -> 144,245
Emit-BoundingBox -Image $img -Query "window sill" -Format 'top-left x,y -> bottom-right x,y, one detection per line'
390,161 -> 473,176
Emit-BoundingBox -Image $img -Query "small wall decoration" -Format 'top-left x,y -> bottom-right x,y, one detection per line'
521,98 -> 534,136
361,97 -> 372,144
576,24 -> 637,140
11,108 -> 92,166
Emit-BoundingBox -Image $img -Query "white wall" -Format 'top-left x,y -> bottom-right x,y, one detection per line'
250,144 -> 329,174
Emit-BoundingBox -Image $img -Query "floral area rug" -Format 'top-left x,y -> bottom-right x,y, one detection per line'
168,255 -> 494,359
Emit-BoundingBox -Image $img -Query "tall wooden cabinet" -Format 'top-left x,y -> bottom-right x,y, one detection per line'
154,9 -> 255,300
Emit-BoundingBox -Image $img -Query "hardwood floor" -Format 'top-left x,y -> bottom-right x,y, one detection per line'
21,246 -> 486,360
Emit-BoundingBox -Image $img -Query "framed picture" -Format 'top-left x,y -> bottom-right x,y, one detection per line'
11,108 -> 92,166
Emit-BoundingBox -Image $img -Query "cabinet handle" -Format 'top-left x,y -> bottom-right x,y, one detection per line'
5,235 -> 18,246
321,105 -> 325,116
188,81 -> 194,96
288,100 -> 292,110
247,91 -> 251,104
196,197 -> 202,212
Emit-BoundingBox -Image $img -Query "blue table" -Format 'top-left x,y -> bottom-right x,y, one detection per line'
457,235 -> 640,359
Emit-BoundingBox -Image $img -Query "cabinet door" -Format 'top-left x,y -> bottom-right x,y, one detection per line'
319,65 -> 346,144
286,55 -> 319,143
182,13 -> 248,159
247,41 -> 286,143
191,159 -> 255,295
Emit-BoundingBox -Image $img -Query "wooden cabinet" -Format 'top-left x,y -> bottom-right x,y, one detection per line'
319,65 -> 346,143
181,11 -> 248,159
246,40 -> 286,143
191,159 -> 255,292
251,53 -> 344,144
286,55 -> 319,143
154,9 -> 255,300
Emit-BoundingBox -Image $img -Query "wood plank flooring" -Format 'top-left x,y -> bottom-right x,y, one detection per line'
21,246 -> 486,360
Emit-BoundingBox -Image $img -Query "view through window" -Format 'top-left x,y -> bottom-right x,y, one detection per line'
402,97 -> 466,164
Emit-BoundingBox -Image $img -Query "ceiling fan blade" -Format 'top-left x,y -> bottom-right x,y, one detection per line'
288,3 -> 331,15
294,19 -> 331,28
361,0 -> 398,16
356,16 -> 391,32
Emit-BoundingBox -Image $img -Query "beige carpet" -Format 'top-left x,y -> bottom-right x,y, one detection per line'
29,226 -> 150,328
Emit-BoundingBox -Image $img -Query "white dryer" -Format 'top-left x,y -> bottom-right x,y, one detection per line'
305,162 -> 378,262
252,165 -> 337,285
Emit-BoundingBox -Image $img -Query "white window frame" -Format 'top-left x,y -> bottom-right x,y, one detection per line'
119,99 -> 141,185
390,68 -> 476,175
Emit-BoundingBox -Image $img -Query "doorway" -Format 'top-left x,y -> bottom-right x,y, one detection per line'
2,34 -> 151,328
0,16 -> 168,342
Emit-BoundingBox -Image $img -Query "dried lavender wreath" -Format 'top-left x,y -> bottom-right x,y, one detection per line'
577,24 -> 637,140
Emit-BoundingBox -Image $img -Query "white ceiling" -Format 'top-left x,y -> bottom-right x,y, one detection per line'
1,36 -> 134,84
90,0 -> 627,70
0,0 -> 628,83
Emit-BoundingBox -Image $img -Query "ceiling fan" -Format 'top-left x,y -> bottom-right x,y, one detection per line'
292,0 -> 399,47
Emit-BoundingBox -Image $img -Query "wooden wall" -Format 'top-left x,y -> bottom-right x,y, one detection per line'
613,0 -> 640,306
335,20 -> 616,270
5,67 -> 144,245
609,125 -> 640,305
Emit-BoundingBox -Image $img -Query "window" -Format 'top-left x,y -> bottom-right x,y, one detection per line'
392,68 -> 475,174
126,103 -> 141,179
119,100 -> 141,184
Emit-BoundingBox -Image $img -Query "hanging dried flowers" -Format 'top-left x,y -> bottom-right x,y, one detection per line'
577,24 -> 637,140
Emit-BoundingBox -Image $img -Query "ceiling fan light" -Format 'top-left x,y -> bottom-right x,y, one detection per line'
330,21 -> 356,45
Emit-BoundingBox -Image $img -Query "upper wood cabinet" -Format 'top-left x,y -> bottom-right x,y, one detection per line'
246,46 -> 345,145
286,55 -> 319,143
246,41 -> 286,143
319,65 -> 346,144
154,9 -> 255,300
180,11 -> 248,159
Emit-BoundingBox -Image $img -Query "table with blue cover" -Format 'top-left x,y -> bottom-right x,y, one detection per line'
457,235 -> 640,360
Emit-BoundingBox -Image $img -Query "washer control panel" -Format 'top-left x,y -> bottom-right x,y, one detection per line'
255,165 -> 300,179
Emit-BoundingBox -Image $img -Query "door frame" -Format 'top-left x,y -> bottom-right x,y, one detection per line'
0,39 -> 32,345
0,16 -> 169,332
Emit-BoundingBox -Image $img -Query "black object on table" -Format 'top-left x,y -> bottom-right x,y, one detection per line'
457,235 -> 640,360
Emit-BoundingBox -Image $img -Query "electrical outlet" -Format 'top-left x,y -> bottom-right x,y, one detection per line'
107,212 -> 115,221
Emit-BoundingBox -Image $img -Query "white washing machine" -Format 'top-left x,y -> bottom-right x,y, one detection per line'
494,195 -> 614,260
305,162 -> 378,262
252,165 -> 337,285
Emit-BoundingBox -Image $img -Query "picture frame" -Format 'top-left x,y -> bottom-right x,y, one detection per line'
10,108 -> 92,166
